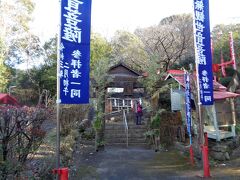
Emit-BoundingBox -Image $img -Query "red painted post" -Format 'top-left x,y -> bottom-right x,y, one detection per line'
52,168 -> 69,180
202,146 -> 210,177
202,132 -> 210,178
59,168 -> 69,180
204,132 -> 208,147
189,145 -> 194,165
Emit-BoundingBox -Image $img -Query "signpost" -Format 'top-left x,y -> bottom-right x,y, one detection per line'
55,0 -> 92,179
193,0 -> 213,177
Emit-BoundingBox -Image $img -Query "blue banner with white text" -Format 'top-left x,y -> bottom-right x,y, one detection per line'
193,0 -> 213,105
184,73 -> 192,138
59,0 -> 91,104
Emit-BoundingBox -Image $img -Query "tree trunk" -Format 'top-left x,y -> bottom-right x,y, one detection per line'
2,139 -> 9,180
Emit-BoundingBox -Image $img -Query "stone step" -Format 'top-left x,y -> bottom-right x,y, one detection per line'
105,133 -> 146,139
105,124 -> 147,130
105,142 -> 150,149
105,138 -> 147,144
105,129 -> 147,134
104,122 -> 148,147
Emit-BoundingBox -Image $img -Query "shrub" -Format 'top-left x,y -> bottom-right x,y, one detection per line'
0,106 -> 49,179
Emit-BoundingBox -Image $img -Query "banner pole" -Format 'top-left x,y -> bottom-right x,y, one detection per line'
192,0 -> 212,177
192,6 -> 204,149
56,0 -> 62,174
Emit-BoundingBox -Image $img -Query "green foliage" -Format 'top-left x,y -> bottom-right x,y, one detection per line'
0,0 -> 42,67
92,58 -> 111,112
90,33 -> 112,70
144,129 -> 160,138
0,160 -> 22,179
235,124 -> 240,135
96,139 -> 105,147
171,56 -> 195,70
81,129 -> 95,140
93,117 -> 102,131
150,113 -> 161,129
0,38 -> 11,92
20,0 -> 35,13
211,24 -> 240,65
58,105 -> 90,166
36,157 -> 55,180
218,68 -> 239,87
139,54 -> 164,95
61,129 -> 79,166
111,30 -> 149,71
150,109 -> 167,129
43,37 -> 57,67
219,77 -> 233,87
225,67 -> 237,77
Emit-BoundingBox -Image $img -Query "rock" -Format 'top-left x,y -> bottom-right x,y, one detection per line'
211,145 -> 228,152
210,151 -> 226,161
225,152 -> 230,160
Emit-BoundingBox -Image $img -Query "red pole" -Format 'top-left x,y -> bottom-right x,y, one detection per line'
202,146 -> 210,177
189,145 -> 194,165
202,132 -> 210,177
52,168 -> 69,180
204,132 -> 208,147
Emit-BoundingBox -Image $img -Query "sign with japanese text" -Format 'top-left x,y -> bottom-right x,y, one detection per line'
193,0 -> 213,105
184,72 -> 192,135
59,0 -> 91,104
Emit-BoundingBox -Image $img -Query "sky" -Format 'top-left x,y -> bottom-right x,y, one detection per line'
30,0 -> 240,42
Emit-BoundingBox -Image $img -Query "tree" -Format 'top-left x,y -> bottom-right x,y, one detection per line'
0,38 -> 11,92
211,24 -> 240,66
90,33 -> 112,70
135,14 -> 194,72
0,0 -> 44,97
111,30 -> 149,71
91,58 -> 112,150
139,54 -> 164,94
0,0 -> 42,67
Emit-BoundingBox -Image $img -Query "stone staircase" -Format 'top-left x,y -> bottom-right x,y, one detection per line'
104,122 -> 149,148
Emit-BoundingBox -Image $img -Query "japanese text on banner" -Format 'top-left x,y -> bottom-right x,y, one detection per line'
59,0 -> 91,104
184,73 -> 192,135
193,0 -> 213,105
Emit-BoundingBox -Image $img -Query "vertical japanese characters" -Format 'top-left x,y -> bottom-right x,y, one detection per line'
193,0 -> 213,105
184,72 -> 192,137
59,0 -> 91,104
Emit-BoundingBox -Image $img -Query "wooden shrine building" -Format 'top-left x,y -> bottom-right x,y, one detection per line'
105,63 -> 145,113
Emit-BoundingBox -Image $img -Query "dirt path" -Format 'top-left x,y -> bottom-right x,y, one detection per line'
24,118 -> 240,179
71,145 -> 240,180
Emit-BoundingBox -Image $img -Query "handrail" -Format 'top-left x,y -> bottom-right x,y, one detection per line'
123,109 -> 128,148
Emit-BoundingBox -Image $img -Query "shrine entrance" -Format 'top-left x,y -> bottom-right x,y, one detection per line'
104,62 -> 145,114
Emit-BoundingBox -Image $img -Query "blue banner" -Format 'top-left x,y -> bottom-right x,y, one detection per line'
184,72 -> 192,138
193,0 -> 213,105
59,0 -> 91,104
